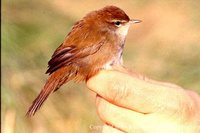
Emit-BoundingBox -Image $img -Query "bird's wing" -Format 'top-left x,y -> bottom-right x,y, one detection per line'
46,18 -> 107,74
46,41 -> 104,74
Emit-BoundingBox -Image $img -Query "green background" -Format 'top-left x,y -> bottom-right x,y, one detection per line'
2,0 -> 200,133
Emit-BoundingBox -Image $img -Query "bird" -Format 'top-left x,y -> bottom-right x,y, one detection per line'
26,5 -> 141,116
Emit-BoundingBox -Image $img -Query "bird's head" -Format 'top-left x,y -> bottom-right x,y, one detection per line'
83,6 -> 141,38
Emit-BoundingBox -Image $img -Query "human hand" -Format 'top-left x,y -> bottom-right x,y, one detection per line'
87,70 -> 200,133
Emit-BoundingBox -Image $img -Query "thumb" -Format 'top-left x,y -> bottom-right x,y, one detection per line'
87,70 -> 190,114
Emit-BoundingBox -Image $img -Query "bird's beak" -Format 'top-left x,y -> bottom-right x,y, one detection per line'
130,19 -> 142,24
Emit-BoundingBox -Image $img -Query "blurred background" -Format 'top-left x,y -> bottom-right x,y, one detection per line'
2,0 -> 200,133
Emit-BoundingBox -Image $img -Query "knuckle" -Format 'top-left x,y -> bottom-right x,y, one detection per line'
180,91 -> 200,119
96,99 -> 110,121
168,89 -> 198,120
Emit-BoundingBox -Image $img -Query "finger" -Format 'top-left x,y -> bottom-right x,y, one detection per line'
102,124 -> 124,133
96,96 -> 145,133
88,70 -> 189,113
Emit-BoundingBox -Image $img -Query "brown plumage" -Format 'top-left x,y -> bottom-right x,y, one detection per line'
26,5 -> 141,116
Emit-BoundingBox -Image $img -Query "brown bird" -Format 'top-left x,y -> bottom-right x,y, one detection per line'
26,5 -> 141,116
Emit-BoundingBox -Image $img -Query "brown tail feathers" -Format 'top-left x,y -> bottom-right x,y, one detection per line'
26,67 -> 77,117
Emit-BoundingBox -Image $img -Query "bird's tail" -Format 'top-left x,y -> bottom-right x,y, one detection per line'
26,67 -> 77,117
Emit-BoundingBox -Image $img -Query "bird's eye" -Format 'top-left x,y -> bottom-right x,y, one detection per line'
114,21 -> 121,27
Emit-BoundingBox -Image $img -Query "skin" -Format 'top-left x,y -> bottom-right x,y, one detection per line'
87,70 -> 200,133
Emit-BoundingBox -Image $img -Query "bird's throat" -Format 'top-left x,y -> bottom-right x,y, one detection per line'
116,23 -> 130,39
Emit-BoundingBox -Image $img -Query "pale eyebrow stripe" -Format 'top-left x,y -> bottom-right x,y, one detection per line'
111,20 -> 127,23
